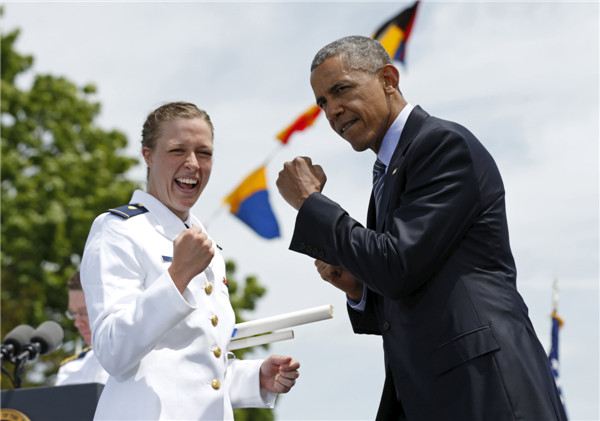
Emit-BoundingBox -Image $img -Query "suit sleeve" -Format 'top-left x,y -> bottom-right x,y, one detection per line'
290,126 -> 481,299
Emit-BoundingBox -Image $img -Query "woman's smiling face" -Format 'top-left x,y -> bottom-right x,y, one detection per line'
143,118 -> 213,221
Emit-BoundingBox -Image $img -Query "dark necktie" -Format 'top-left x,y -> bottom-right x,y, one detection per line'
373,158 -> 387,222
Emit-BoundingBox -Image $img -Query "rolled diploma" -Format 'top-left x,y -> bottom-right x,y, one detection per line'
229,330 -> 294,351
232,304 -> 333,339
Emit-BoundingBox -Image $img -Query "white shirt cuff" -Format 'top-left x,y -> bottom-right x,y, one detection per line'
347,284 -> 368,312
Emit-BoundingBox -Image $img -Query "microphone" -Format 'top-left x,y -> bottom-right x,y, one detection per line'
15,321 -> 64,364
0,324 -> 34,363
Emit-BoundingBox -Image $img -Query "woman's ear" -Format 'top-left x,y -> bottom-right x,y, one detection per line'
142,147 -> 153,168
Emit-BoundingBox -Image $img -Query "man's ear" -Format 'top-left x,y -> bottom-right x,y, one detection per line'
142,147 -> 153,168
381,64 -> 400,94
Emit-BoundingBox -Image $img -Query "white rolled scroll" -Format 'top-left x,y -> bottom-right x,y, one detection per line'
229,330 -> 295,351
232,304 -> 334,339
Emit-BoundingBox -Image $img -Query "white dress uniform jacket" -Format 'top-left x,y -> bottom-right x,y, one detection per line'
81,190 -> 275,420
55,347 -> 109,386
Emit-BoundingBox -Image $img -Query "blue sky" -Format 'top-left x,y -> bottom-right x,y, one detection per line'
3,2 -> 598,419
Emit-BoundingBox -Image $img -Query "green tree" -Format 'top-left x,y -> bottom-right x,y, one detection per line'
1,24 -> 140,388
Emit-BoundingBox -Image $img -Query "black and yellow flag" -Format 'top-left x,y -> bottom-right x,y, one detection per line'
373,1 -> 420,65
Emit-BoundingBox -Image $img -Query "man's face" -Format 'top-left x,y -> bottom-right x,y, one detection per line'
143,118 -> 213,221
311,55 -> 392,153
68,290 -> 92,345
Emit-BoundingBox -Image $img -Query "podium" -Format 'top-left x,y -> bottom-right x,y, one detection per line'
1,383 -> 104,421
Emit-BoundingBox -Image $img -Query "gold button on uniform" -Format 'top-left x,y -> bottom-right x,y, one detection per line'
211,315 -> 219,326
213,347 -> 222,358
205,284 -> 213,295
211,379 -> 221,390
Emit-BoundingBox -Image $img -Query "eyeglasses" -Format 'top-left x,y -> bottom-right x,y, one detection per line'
65,310 -> 88,320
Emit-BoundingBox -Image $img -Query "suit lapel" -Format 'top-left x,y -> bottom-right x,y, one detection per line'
376,106 -> 430,232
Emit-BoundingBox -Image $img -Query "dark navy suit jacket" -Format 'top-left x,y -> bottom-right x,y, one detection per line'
290,106 -> 566,420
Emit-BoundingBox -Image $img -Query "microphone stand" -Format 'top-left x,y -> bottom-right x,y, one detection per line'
13,358 -> 26,389
13,343 -> 42,389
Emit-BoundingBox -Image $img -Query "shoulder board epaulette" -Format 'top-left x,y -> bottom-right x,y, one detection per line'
59,346 -> 93,366
108,203 -> 148,219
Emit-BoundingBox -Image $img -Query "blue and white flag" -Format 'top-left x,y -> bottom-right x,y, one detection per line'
549,311 -> 567,417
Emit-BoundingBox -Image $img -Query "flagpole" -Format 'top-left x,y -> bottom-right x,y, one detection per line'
202,203 -> 226,230
262,143 -> 285,168
549,277 -> 567,415
552,278 -> 559,313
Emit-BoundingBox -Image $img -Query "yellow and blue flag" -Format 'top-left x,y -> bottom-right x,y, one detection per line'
222,166 -> 280,239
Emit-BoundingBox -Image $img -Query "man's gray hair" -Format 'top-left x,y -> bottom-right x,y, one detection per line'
311,35 -> 393,73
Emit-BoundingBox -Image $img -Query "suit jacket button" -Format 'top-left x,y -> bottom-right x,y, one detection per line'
382,321 -> 390,331
205,284 -> 213,295
211,379 -> 221,390
211,315 -> 219,326
213,347 -> 222,358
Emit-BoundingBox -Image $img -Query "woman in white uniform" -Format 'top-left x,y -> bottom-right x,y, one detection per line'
81,102 -> 300,420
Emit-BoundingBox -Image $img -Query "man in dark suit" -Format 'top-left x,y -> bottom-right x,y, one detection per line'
276,35 -> 566,421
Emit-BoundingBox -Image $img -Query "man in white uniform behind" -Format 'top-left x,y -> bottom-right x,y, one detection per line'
55,271 -> 109,386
